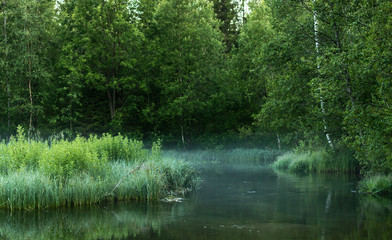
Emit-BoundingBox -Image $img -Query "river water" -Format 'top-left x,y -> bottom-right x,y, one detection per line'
1,165 -> 391,239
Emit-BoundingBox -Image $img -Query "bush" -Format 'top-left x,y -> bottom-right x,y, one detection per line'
39,137 -> 108,178
0,126 -> 48,173
88,134 -> 148,162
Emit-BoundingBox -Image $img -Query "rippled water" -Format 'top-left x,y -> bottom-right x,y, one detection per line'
1,165 -> 391,240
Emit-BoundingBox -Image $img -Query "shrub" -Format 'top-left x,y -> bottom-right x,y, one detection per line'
0,126 -> 48,172
88,134 -> 148,162
39,137 -> 108,178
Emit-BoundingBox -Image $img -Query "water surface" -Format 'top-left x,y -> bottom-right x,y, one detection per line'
1,165 -> 391,239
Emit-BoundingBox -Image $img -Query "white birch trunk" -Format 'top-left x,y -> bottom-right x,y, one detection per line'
313,0 -> 334,148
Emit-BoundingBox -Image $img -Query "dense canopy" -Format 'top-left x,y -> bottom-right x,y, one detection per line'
1,0 -> 391,175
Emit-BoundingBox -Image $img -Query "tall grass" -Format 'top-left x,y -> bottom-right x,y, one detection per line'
164,148 -> 281,165
359,175 -> 392,196
273,149 -> 358,173
0,159 -> 199,210
0,128 -> 199,210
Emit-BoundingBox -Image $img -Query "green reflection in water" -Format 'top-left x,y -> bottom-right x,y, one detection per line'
1,165 -> 392,240
0,202 -> 184,240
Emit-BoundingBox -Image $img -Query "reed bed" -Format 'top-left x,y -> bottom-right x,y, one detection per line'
273,149 -> 358,173
0,128 -> 199,210
163,148 -> 281,165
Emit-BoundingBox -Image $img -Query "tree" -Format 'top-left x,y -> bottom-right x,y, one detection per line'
151,0 -> 226,146
0,0 -> 57,134
210,0 -> 240,52
57,0 -> 143,134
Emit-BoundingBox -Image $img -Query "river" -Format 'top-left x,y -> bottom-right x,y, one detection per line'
1,165 -> 391,239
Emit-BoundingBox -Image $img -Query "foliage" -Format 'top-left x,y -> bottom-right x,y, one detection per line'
88,134 -> 148,162
39,137 -> 107,178
0,126 -> 48,173
0,0 -> 391,179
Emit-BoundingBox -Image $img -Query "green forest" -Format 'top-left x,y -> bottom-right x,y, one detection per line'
1,0 -> 391,178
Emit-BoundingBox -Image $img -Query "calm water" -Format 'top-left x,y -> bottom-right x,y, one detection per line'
1,165 -> 391,240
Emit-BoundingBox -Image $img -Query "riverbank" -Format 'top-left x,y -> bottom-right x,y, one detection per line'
0,128 -> 199,210
272,148 -> 392,197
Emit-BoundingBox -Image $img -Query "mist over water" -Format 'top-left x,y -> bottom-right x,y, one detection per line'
1,164 -> 391,240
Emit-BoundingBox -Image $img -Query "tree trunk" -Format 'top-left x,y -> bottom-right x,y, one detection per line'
107,88 -> 116,120
276,132 -> 281,151
313,0 -> 334,148
26,23 -> 33,131
24,5 -> 34,131
3,0 -> 10,134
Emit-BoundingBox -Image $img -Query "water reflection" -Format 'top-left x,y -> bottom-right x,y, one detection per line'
0,202 -> 184,240
1,165 -> 391,240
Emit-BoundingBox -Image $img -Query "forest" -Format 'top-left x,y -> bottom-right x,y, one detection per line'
1,0 -> 391,178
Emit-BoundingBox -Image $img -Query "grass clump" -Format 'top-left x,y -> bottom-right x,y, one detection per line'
273,149 -> 357,173
0,128 -> 199,210
359,175 -> 392,196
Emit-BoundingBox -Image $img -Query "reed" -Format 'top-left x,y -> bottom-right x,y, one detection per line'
273,149 -> 357,173
164,148 -> 280,165
0,158 -> 199,210
359,175 -> 392,196
0,129 -> 199,210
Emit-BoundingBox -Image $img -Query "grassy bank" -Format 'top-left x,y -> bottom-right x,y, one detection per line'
273,149 -> 358,173
0,127 -> 199,210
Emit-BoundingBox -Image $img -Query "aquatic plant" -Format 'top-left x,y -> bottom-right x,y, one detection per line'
164,148 -> 281,165
0,129 -> 199,210
359,175 -> 392,196
0,158 -> 199,210
273,149 -> 357,173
